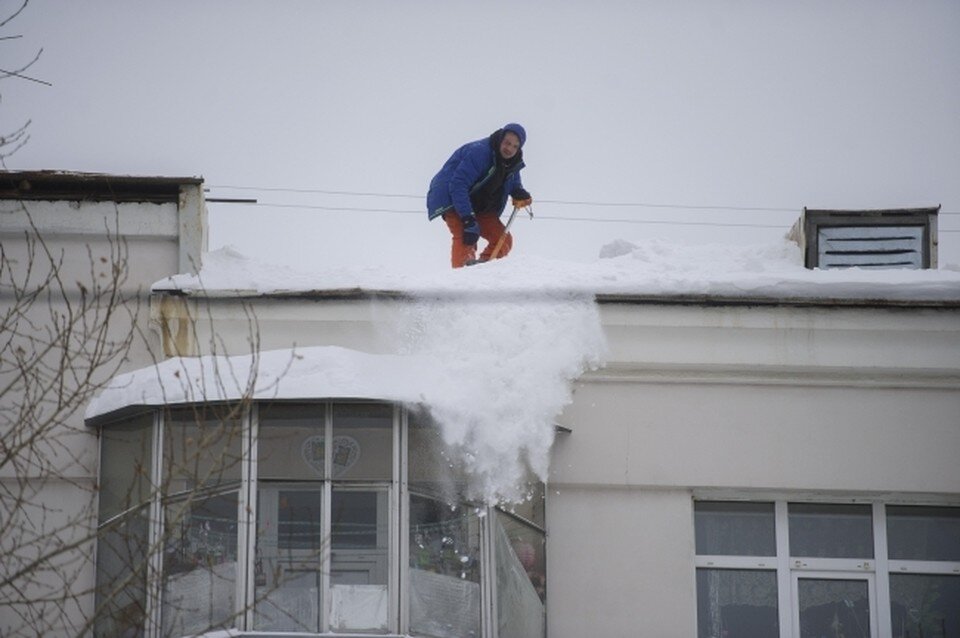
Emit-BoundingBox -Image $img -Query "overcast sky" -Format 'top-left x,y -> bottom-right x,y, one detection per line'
5,1 -> 959,269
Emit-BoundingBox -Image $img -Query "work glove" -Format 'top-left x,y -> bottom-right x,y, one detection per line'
461,214 -> 480,245
511,188 -> 533,210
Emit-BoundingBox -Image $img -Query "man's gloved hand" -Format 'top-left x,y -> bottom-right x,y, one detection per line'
511,188 -> 533,209
461,214 -> 480,245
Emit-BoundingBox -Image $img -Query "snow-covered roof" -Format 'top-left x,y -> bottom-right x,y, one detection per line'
152,239 -> 960,306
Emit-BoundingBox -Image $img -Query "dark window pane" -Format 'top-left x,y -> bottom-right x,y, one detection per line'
161,492 -> 239,637
258,403 -> 326,480
408,413 -> 470,502
99,414 -> 153,520
887,506 -> 960,562
278,490 -> 323,550
789,503 -> 873,558
255,486 -> 323,632
95,507 -> 149,638
163,407 -> 243,493
409,494 -> 481,638
798,578 -> 870,638
696,569 -> 778,638
495,512 -> 546,638
330,488 -> 389,632
890,574 -> 960,638
331,490 -> 380,549
695,502 -> 776,556
332,403 -> 392,480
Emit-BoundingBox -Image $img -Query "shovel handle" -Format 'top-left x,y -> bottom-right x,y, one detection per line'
489,206 -> 520,260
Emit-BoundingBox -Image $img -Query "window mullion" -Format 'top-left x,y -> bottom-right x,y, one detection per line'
482,506 -> 496,638
321,401 -> 333,633
874,502 -> 892,638
398,405 -> 409,634
144,410 -> 164,638
775,501 -> 793,638
695,555 -> 778,569
236,403 -> 258,631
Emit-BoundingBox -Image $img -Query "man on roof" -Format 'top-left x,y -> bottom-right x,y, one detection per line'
427,123 -> 533,268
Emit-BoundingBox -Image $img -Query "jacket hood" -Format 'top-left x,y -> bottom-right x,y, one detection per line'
503,122 -> 526,147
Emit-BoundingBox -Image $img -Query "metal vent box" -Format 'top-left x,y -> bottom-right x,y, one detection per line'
791,207 -> 940,270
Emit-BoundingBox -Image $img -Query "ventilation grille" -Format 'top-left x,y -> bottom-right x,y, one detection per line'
818,225 -> 924,269
796,207 -> 939,270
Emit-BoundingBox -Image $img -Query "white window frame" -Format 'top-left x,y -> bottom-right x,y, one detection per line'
103,401 -> 545,638
694,498 -> 960,638
790,571 -> 878,638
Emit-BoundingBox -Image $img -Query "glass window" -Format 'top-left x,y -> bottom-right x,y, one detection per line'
495,511 -> 546,638
329,488 -> 390,633
887,506 -> 960,562
408,410 -> 470,502
98,414 -> 153,520
258,403 -> 326,480
93,401 -> 545,637
889,574 -> 960,638
163,407 -> 243,494
255,487 -> 324,632
255,403 -> 326,632
696,569 -> 778,638
797,578 -> 870,638
332,402 -> 393,480
161,492 -> 239,637
95,415 -> 153,637
789,503 -> 873,558
94,507 -> 149,638
409,494 -> 481,638
695,501 -> 776,556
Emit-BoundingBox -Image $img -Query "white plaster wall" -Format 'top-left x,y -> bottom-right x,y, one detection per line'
545,487 -> 697,638
0,192 -> 200,637
553,380 -> 960,495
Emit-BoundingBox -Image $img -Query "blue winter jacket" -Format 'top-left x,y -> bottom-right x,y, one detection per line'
426,123 -> 527,221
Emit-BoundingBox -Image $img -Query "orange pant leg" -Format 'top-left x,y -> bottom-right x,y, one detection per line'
478,213 -> 512,261
443,211 -> 477,268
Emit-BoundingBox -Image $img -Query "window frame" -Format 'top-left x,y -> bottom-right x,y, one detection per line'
95,401 -> 546,638
694,498 -> 960,638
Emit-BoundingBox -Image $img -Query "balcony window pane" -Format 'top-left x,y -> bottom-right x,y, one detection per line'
161,491 -> 239,637
797,578 -> 870,638
696,569 -> 778,638
890,574 -> 960,638
255,487 -> 323,632
495,511 -> 546,638
503,480 -> 546,530
94,507 -> 149,638
695,501 -> 776,556
255,405 -> 327,631
409,494 -> 481,638
99,415 -> 153,520
329,488 -> 390,632
332,403 -> 392,480
789,503 -> 873,558
163,407 -> 242,493
258,403 -> 326,480
887,506 -> 960,562
408,412 -> 469,501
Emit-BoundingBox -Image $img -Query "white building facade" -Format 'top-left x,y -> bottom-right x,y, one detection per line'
3,172 -> 959,637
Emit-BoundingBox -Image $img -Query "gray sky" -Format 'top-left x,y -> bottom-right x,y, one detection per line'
5,1 -> 960,269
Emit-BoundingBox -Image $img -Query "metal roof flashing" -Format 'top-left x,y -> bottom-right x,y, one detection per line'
0,170 -> 203,204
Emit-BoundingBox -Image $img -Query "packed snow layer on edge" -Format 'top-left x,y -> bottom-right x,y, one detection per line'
152,239 -> 960,302
87,296 -> 607,505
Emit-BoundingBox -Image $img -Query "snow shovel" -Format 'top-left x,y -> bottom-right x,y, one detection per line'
489,204 -> 533,260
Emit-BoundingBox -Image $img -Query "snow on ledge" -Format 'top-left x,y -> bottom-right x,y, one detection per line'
152,240 -> 960,304
85,346 -> 423,420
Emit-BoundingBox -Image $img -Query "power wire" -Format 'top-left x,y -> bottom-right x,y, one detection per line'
209,183 -> 960,216
206,185 -> 960,232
